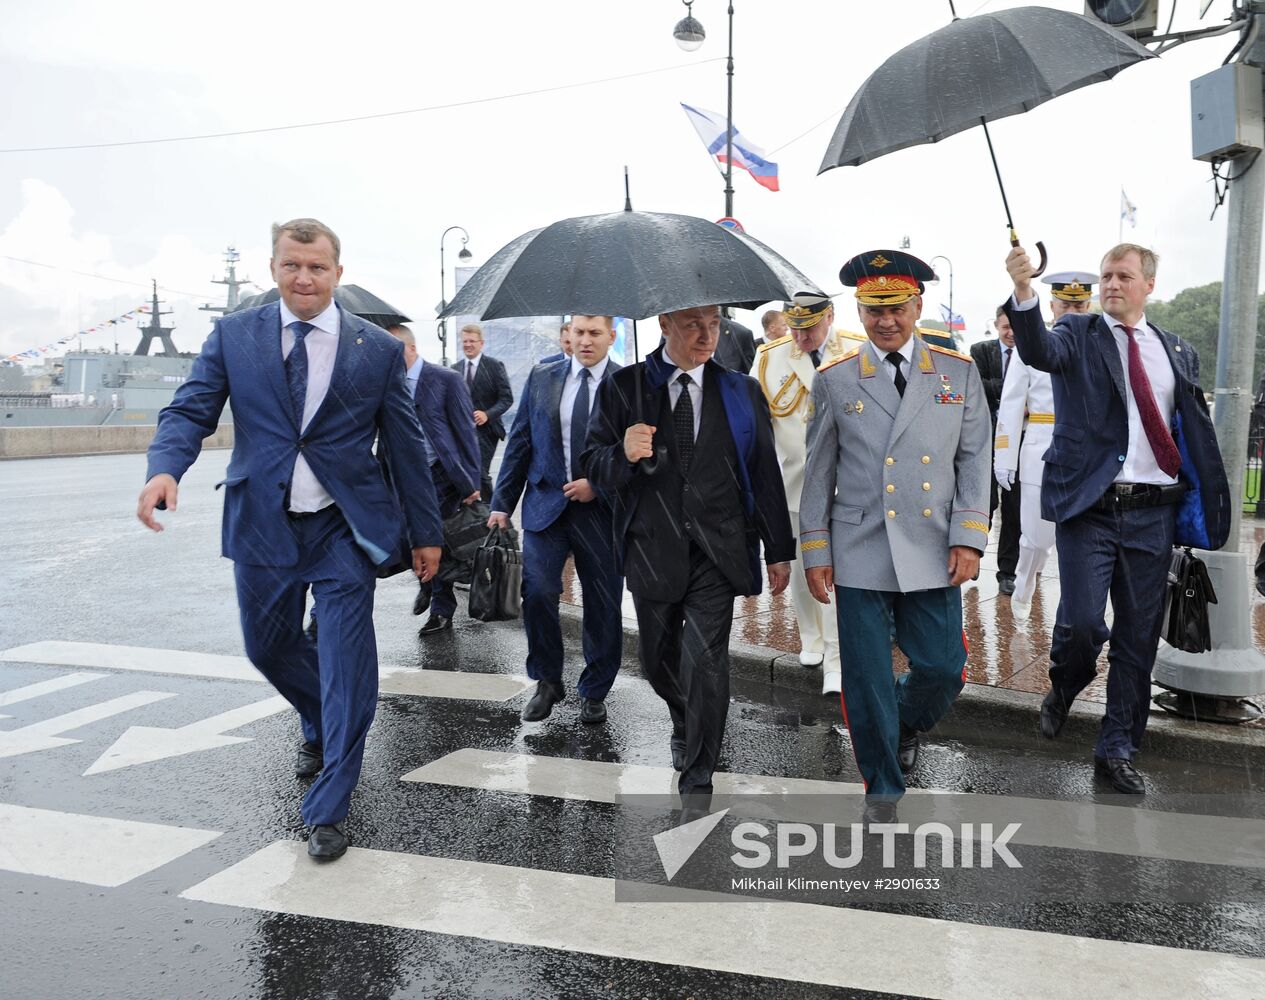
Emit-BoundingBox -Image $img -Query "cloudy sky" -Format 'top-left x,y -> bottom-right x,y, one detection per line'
0,0 -> 1250,364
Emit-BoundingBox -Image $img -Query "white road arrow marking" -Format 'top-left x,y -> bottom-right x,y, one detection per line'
84,695 -> 291,774
0,690 -> 175,758
0,671 -> 104,719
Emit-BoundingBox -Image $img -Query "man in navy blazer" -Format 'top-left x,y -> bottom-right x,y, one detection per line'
489,315 -> 624,723
386,325 -> 482,636
137,219 -> 442,860
1004,242 -> 1224,795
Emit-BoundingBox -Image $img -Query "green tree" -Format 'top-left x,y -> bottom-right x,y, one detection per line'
1145,281 -> 1265,388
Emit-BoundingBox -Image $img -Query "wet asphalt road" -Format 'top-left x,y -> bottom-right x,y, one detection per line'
2,452 -> 1265,1000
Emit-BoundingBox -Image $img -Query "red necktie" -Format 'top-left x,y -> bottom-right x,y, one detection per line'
1122,325 -> 1181,477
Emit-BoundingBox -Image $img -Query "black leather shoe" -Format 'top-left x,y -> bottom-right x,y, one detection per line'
1039,689 -> 1069,740
862,800 -> 899,826
578,697 -> 607,724
412,586 -> 431,616
670,739 -> 686,771
418,614 -> 452,636
521,680 -> 565,722
998,576 -> 1016,596
295,741 -> 323,778
1095,755 -> 1146,794
307,823 -> 349,861
897,722 -> 920,774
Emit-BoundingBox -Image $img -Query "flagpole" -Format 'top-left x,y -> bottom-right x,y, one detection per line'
1119,188 -> 1124,244
724,1 -> 735,218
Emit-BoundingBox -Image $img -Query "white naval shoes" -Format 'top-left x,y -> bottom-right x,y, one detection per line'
799,650 -> 825,667
822,671 -> 842,695
1010,596 -> 1032,622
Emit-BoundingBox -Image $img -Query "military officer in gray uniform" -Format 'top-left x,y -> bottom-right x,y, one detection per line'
800,250 -> 991,819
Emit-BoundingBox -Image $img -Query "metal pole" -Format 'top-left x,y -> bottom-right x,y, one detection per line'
724,1 -> 734,219
439,241 -> 448,367
1153,23 -> 1265,719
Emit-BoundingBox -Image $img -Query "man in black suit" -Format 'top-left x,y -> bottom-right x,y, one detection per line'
453,323 -> 513,500
970,311 -> 1021,594
585,304 -> 794,809
713,313 -> 757,372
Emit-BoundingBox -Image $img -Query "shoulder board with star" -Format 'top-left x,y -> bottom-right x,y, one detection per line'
756,334 -> 792,354
817,349 -> 859,373
928,344 -> 972,363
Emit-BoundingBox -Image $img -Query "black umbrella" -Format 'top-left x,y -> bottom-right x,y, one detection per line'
437,210 -> 824,324
819,5 -> 1155,273
233,284 -> 411,328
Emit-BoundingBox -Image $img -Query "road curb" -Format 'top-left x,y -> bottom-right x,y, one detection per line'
558,603 -> 1265,769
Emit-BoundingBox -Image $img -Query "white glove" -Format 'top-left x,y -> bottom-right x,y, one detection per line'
995,468 -> 1015,491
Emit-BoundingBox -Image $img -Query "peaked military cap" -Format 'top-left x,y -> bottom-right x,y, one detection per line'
782,292 -> 833,329
839,250 -> 936,306
1041,270 -> 1097,302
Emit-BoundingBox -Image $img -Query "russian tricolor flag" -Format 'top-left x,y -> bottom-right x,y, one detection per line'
681,103 -> 779,192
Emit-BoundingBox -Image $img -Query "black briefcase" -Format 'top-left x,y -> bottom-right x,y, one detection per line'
437,500 -> 519,585
1162,547 -> 1217,654
468,527 -> 523,622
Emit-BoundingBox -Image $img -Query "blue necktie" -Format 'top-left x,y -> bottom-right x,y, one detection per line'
570,368 -> 591,481
286,321 -> 313,428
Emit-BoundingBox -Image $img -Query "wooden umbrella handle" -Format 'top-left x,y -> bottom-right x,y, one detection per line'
1009,230 -> 1048,277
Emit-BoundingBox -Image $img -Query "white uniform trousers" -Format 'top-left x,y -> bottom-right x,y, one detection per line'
789,510 -> 841,672
1013,481 -> 1056,605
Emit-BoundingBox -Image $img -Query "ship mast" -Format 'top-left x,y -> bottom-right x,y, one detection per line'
134,280 -> 178,357
200,246 -> 249,316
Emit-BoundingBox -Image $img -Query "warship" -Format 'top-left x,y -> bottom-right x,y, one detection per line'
0,248 -> 247,427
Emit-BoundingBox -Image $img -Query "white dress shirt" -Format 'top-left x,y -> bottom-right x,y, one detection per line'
868,337 -> 916,391
663,346 -> 705,440
560,355 -> 610,479
1010,293 -> 1178,486
280,299 -> 339,512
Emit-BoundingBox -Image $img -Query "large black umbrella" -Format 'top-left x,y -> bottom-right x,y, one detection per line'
437,210 -> 825,324
233,284 -> 411,328
819,6 -> 1155,273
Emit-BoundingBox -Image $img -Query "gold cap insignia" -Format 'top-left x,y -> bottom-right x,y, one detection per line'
868,254 -> 891,269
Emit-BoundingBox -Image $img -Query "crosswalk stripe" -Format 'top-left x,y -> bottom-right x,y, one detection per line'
0,671 -> 104,719
181,840 -> 1265,998
403,749 -> 1265,870
0,803 -> 220,887
0,641 -> 533,702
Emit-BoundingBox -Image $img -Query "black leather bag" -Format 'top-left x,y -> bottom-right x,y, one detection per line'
1162,546 -> 1217,654
468,526 -> 523,622
437,500 -> 519,585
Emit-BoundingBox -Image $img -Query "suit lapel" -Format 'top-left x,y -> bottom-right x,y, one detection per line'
1092,315 -> 1129,403
259,303 -> 297,430
889,338 -> 936,445
787,348 -> 817,396
857,342 -> 900,419
545,360 -> 567,454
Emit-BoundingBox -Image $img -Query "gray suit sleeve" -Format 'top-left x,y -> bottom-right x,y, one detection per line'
799,371 -> 837,570
948,361 -> 992,554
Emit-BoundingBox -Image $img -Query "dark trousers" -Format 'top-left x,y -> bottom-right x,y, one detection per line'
522,501 -> 624,700
836,586 -> 966,798
234,506 -> 377,826
477,428 -> 499,501
988,471 -> 1022,579
427,463 -> 461,619
1049,503 -> 1175,760
632,545 -> 736,797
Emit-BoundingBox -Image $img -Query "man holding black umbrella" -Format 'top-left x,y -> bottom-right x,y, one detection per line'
584,304 -> 794,809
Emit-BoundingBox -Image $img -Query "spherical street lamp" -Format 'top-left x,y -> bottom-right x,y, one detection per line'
673,1 -> 706,51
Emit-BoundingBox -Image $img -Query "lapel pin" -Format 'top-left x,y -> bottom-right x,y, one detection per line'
356,337 -> 363,345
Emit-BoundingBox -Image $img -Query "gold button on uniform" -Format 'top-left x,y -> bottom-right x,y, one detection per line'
886,484 -> 895,493
885,457 -> 895,466
922,482 -> 931,491
923,508 -> 932,517
921,456 -> 931,464
887,510 -> 896,519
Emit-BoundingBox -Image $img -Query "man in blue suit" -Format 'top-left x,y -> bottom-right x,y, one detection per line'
1004,242 -> 1225,794
137,218 -> 443,860
489,315 -> 624,723
386,324 -> 482,636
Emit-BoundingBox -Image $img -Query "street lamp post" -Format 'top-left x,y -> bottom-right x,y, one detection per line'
438,226 -> 472,367
674,1 -> 736,218
931,255 -> 954,338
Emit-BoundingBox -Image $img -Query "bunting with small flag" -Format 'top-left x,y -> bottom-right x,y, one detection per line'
4,307 -> 141,363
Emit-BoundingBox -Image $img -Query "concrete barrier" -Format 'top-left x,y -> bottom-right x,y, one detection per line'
0,425 -> 234,459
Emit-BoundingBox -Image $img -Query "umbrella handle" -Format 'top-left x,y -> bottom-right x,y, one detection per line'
638,445 -> 668,477
1009,230 -> 1048,278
